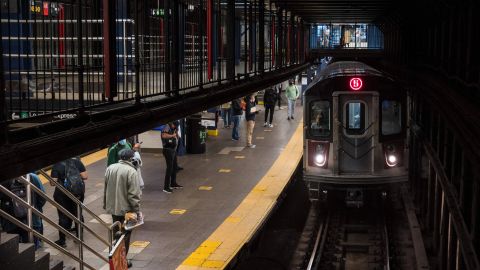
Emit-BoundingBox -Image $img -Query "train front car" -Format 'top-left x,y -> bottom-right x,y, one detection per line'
303,61 -> 408,204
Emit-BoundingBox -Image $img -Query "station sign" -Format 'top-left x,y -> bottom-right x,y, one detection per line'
30,1 -> 60,17
151,8 -> 165,17
11,111 -> 77,120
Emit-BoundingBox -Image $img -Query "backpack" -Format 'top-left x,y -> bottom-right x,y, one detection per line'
9,178 -> 28,219
63,159 -> 85,197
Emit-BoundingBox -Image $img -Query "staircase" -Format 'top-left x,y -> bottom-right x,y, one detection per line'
0,232 -> 74,270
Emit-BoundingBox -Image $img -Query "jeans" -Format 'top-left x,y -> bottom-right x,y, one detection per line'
112,215 -> 131,255
163,148 -> 177,189
56,194 -> 84,243
231,115 -> 241,140
222,108 -> 232,127
264,105 -> 275,123
246,120 -> 255,145
287,99 -> 296,118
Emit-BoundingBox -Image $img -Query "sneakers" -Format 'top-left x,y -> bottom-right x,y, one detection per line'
171,184 -> 183,189
54,239 -> 67,248
127,259 -> 133,268
263,122 -> 268,127
287,117 -> 291,120
268,123 -> 273,128
163,188 -> 173,193
247,144 -> 256,148
291,116 -> 295,120
232,138 -> 239,141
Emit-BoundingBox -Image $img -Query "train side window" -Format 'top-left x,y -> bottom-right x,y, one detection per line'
345,102 -> 365,135
381,100 -> 402,135
309,101 -> 330,137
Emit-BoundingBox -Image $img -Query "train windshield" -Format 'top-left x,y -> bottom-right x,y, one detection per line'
309,101 -> 331,137
381,100 -> 402,135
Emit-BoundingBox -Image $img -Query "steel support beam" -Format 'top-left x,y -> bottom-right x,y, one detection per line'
164,0 -> 171,93
0,63 -> 309,182
0,31 -> 6,146
277,8 -> 283,68
258,0 -> 265,73
226,0 -> 235,80
172,0 -> 180,95
102,0 -> 117,101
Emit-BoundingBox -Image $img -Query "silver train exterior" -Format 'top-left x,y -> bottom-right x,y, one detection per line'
303,61 -> 408,201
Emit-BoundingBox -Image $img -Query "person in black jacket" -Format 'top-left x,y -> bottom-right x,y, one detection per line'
245,95 -> 257,148
263,88 -> 277,127
231,98 -> 243,141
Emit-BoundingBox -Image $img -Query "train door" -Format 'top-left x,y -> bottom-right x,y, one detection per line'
334,92 -> 378,174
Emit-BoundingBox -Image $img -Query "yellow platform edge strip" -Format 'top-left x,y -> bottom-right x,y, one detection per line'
177,120 -> 303,270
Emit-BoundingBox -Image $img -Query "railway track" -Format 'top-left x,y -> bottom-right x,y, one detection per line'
307,195 -> 390,270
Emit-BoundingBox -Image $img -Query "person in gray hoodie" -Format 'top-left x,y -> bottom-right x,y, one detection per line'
104,149 -> 140,267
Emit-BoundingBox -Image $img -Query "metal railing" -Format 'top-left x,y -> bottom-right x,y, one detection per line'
0,171 -> 121,270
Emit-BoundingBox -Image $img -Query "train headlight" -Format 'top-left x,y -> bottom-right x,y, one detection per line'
385,144 -> 399,167
315,153 -> 325,165
314,144 -> 327,167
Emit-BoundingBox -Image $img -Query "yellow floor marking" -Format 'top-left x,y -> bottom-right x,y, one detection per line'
256,136 -> 264,139
39,148 -> 107,184
218,169 -> 231,173
264,129 -> 273,132
177,120 -> 303,270
198,186 -> 213,191
130,241 -> 150,248
95,183 -> 104,187
170,209 -> 187,215
153,154 -> 162,157
234,155 -> 245,159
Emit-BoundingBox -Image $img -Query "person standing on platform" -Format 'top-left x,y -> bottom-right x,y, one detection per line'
285,79 -> 300,120
161,122 -> 183,193
173,120 -> 184,173
132,143 -> 145,191
231,98 -> 243,141
275,83 -> 283,109
263,87 -> 277,127
220,102 -> 232,128
107,139 -> 132,166
50,157 -> 88,248
104,149 -> 140,268
29,173 -> 46,249
245,95 -> 257,148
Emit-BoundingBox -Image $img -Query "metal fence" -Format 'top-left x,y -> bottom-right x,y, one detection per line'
1,0 -> 307,122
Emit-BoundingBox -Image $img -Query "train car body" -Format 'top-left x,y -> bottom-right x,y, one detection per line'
303,61 -> 408,202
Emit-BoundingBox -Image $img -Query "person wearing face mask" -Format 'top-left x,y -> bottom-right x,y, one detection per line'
107,139 -> 132,166
104,149 -> 140,268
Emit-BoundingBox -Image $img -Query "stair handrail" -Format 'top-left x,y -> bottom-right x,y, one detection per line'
0,207 -> 97,270
0,174 -> 123,270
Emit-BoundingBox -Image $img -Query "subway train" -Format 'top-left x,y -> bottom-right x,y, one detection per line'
303,61 -> 408,203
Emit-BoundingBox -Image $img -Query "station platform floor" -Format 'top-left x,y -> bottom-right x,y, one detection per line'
37,102 -> 304,270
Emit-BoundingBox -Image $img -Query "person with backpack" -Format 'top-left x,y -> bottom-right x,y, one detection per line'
231,98 -> 243,141
263,88 -> 277,127
50,157 -> 88,248
0,174 -> 46,247
245,95 -> 257,148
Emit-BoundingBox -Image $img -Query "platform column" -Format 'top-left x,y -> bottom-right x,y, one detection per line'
103,0 -> 117,101
276,8 -> 283,69
164,0 -> 171,94
0,36 -> 6,146
226,0 -> 235,81
258,0 -> 265,73
172,0 -> 180,96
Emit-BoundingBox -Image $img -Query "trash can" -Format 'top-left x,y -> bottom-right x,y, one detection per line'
186,115 -> 207,154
